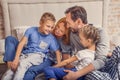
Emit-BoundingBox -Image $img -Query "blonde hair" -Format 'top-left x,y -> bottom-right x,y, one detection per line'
40,12 -> 56,23
54,17 -> 70,45
79,25 -> 100,44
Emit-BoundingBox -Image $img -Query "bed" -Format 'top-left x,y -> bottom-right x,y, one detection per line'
0,0 -> 110,79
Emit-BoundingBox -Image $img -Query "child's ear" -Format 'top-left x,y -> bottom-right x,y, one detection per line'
88,39 -> 92,43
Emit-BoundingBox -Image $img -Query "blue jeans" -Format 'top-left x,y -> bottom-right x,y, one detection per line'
44,66 -> 85,80
3,36 -> 54,80
24,58 -> 53,80
3,36 -> 19,62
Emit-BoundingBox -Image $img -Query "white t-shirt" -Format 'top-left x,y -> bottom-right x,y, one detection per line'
72,49 -> 95,70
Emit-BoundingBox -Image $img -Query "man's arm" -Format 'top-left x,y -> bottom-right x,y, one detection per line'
92,28 -> 110,69
63,63 -> 94,80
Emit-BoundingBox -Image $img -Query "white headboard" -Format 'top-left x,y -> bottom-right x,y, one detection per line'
1,0 -> 109,37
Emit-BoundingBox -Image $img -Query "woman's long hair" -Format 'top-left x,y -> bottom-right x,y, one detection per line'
53,17 -> 70,45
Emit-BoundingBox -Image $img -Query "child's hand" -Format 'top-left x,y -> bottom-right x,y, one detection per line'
7,61 -> 12,69
11,58 -> 19,71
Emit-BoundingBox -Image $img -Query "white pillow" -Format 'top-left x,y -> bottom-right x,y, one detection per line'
0,39 -> 5,55
14,26 -> 31,40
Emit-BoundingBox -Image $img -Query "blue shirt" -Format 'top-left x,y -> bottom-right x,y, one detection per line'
22,27 -> 59,54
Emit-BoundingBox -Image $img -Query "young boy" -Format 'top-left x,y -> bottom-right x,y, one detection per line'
2,12 -> 61,80
44,25 -> 100,80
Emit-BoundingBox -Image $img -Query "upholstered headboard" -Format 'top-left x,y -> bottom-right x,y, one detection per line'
1,0 -> 109,37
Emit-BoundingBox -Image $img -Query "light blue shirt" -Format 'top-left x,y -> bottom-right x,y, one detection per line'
22,27 -> 59,54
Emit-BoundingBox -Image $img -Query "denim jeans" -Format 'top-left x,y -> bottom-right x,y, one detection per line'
3,36 -> 54,80
3,36 -> 19,62
24,58 -> 53,80
44,67 -> 85,80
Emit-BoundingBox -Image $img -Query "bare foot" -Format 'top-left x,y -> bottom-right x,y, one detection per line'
107,53 -> 112,57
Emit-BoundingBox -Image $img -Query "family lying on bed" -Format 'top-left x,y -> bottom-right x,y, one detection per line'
2,5 -> 120,80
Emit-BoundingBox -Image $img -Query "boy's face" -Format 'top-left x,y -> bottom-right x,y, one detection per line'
40,20 -> 55,35
54,22 -> 66,38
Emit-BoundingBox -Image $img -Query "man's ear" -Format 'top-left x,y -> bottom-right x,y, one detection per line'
77,18 -> 83,28
77,18 -> 82,25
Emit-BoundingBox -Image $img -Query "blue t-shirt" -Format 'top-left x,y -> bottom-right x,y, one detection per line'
22,27 -> 59,54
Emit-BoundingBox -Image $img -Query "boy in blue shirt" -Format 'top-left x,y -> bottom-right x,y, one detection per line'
2,12 -> 61,80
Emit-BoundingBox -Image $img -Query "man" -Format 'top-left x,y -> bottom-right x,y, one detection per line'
63,5 -> 118,80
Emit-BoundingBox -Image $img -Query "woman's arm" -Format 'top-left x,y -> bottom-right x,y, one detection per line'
11,36 -> 27,71
62,54 -> 74,68
55,50 -> 62,64
54,56 -> 78,68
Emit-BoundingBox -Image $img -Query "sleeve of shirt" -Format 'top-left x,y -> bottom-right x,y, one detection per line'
49,36 -> 59,52
76,50 -> 87,60
92,28 -> 110,70
76,50 -> 94,68
75,50 -> 94,60
24,27 -> 33,38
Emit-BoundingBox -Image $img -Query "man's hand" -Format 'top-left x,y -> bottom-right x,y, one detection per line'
63,70 -> 78,80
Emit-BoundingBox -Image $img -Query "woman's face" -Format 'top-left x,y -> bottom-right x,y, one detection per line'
54,22 -> 66,38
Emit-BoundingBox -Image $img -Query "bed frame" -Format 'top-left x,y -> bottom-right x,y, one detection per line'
0,0 -> 109,79
1,0 -> 109,37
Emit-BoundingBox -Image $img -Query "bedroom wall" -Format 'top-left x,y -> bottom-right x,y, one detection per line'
0,2 -> 4,39
107,0 -> 120,36
0,0 -> 120,39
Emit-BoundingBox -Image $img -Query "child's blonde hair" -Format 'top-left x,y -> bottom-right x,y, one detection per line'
79,25 -> 100,44
40,12 -> 56,23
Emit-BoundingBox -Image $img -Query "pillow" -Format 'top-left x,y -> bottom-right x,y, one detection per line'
14,26 -> 31,40
0,39 -> 5,55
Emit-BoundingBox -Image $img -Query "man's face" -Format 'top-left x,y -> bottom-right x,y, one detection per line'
66,13 -> 79,32
40,20 -> 55,35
